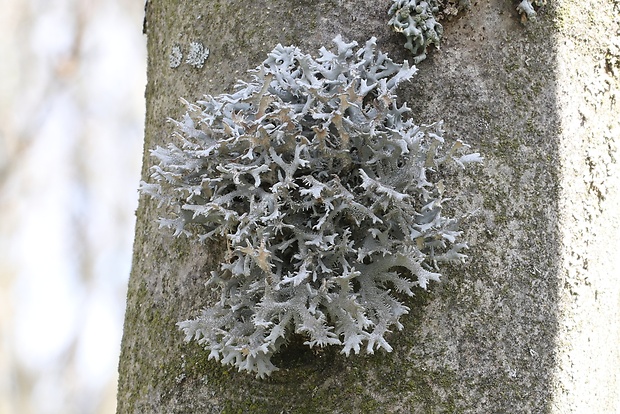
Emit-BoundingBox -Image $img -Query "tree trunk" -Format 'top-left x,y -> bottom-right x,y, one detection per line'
117,0 -> 620,412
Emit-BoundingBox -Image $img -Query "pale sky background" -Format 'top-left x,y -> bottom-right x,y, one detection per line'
0,0 -> 146,412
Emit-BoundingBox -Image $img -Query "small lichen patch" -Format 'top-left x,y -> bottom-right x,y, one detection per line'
169,42 -> 210,69
185,41 -> 210,69
142,36 -> 481,378
516,0 -> 546,24
388,0 -> 469,63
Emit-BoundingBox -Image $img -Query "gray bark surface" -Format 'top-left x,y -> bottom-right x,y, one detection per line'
118,1 -> 620,412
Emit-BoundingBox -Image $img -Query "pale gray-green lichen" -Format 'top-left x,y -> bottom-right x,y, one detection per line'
169,45 -> 183,69
388,0 -> 468,63
141,36 -> 482,378
185,41 -> 209,69
516,0 -> 546,23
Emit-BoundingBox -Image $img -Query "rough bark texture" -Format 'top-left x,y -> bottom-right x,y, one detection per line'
118,0 -> 620,412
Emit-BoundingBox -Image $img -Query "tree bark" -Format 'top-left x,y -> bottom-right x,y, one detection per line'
118,0 -> 620,412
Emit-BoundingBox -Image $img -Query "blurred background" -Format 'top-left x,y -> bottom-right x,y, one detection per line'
0,0 -> 146,413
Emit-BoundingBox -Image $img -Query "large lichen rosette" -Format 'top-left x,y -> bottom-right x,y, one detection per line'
141,36 -> 482,377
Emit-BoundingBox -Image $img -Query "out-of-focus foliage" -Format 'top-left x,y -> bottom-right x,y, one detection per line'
0,0 -> 145,413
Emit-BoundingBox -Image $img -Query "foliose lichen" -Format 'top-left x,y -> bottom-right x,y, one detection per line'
606,2 -> 620,78
516,0 -> 546,23
185,41 -> 210,69
388,0 -> 469,63
169,44 -> 183,69
141,36 -> 482,377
